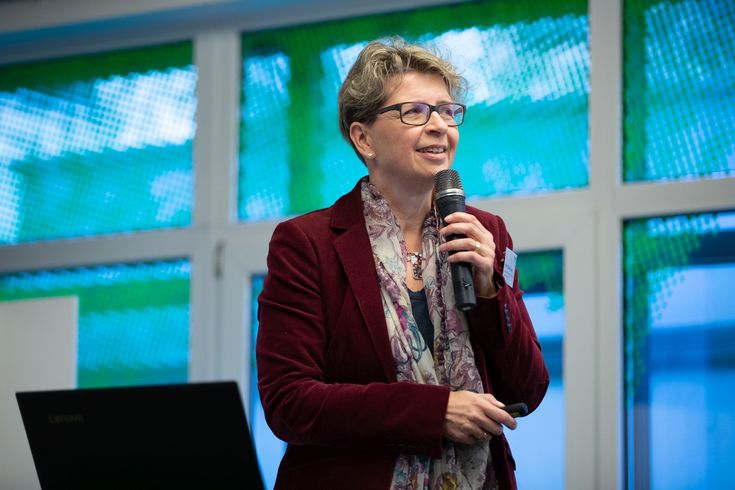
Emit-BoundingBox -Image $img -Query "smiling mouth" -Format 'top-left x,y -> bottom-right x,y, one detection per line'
417,147 -> 447,154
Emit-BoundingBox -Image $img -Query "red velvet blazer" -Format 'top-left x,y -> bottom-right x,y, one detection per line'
257,180 -> 549,490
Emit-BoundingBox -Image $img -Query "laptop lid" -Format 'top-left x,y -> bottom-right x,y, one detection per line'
16,381 -> 265,490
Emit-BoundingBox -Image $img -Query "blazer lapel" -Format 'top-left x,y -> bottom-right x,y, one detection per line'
332,182 -> 397,382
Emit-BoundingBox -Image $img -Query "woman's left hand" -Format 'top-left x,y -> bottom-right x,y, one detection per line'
438,212 -> 498,298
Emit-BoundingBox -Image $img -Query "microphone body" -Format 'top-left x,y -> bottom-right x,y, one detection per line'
434,170 -> 476,311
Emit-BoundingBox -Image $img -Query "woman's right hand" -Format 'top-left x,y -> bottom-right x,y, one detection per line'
443,391 -> 518,445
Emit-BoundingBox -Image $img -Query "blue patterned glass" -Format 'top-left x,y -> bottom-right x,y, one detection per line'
239,0 -> 589,221
624,0 -> 735,182
0,259 -> 190,387
625,211 -> 735,489
0,43 -> 196,243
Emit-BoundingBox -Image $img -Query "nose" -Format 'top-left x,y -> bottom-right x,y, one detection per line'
424,109 -> 449,133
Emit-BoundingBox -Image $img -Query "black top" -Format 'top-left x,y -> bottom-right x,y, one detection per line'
409,288 -> 434,355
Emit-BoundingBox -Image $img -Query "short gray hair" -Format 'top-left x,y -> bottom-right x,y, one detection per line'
338,37 -> 467,163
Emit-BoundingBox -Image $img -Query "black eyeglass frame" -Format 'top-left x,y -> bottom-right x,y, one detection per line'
375,102 -> 466,127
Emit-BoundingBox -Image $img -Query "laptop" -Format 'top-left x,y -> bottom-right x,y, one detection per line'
16,381 -> 265,490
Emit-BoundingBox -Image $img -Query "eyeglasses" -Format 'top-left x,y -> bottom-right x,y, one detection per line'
375,102 -> 466,127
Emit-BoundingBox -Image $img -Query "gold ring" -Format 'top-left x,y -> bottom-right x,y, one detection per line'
474,240 -> 481,254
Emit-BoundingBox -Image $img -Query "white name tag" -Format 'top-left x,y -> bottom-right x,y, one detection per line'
502,248 -> 517,288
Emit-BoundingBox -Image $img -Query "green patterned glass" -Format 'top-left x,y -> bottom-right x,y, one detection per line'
0,42 -> 196,243
239,0 -> 589,220
624,211 -> 735,488
0,259 -> 190,388
624,0 -> 735,182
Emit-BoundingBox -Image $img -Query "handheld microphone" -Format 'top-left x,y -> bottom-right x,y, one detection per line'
434,169 -> 476,311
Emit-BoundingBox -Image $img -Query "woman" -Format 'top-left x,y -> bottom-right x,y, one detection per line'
257,38 -> 548,490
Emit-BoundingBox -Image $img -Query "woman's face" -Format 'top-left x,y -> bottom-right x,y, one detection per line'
359,72 -> 459,193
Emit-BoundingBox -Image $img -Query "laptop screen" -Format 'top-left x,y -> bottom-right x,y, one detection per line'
16,381 -> 265,490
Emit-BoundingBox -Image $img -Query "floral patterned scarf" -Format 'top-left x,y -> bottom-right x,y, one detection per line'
361,179 -> 497,490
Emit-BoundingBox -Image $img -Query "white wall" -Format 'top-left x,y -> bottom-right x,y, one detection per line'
0,297 -> 78,490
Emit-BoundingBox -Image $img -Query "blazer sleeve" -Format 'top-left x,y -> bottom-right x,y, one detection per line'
466,215 -> 549,413
256,219 -> 450,457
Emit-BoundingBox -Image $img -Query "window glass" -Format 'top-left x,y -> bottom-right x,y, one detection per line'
251,250 -> 564,489
624,0 -> 735,182
239,0 -> 589,220
624,211 -> 735,489
0,42 -> 196,243
506,250 -> 565,490
0,259 -> 190,387
249,273 -> 283,489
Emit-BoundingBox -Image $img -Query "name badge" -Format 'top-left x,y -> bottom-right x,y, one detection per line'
502,248 -> 517,288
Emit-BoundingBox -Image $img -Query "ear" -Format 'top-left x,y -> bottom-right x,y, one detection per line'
349,122 -> 375,161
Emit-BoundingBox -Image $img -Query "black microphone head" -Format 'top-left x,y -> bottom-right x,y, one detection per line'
434,169 -> 466,218
434,169 -> 463,194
